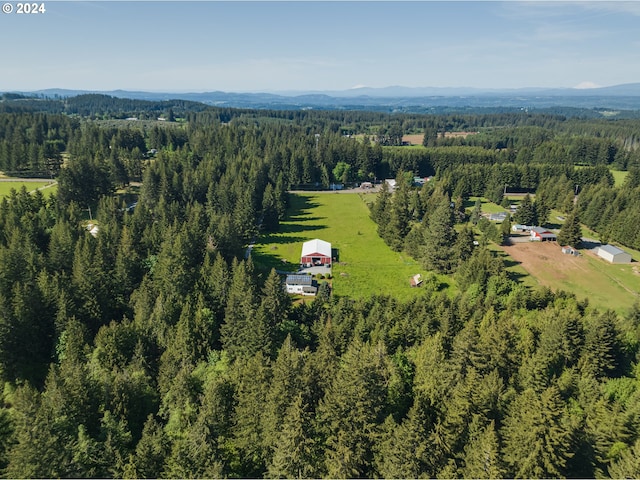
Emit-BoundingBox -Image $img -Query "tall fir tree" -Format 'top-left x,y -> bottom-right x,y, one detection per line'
557,207 -> 582,248
514,193 -> 537,226
422,196 -> 457,274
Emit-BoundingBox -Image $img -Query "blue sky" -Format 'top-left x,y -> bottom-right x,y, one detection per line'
1,1 -> 640,92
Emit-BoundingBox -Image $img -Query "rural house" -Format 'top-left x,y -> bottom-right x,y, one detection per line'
530,226 -> 557,242
285,274 -> 317,296
596,244 -> 632,264
301,239 -> 332,267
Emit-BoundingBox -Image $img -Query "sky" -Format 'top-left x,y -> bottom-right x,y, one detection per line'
1,1 -> 640,93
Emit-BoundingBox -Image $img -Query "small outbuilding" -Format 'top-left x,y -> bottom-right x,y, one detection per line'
301,239 -> 332,267
561,245 -> 580,256
410,274 -> 423,287
597,244 -> 632,264
530,226 -> 557,242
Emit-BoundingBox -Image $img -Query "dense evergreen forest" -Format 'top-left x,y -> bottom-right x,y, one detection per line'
1,96 -> 640,478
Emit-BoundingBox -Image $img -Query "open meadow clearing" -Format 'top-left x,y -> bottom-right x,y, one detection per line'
252,192 -> 452,300
0,179 -> 57,198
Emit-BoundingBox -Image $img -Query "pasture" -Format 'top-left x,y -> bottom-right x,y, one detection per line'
252,192 -> 452,300
0,180 -> 57,198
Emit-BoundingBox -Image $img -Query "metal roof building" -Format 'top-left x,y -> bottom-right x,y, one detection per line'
597,244 -> 632,264
301,239 -> 332,266
285,274 -> 317,296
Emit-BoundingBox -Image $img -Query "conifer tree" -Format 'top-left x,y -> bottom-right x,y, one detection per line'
259,268 -> 291,354
607,438 -> 640,478
514,193 -> 537,226
229,353 -> 271,478
422,196 -> 457,274
123,416 -> 170,479
502,386 -> 575,478
370,181 -> 392,239
500,212 -> 512,243
557,207 -> 582,248
470,198 -> 482,225
462,419 -> 505,479
267,392 -> 320,478
579,310 -> 621,379
220,259 -> 259,360
261,182 -> 280,232
386,179 -> 411,251
318,340 -> 389,478
261,336 -> 306,460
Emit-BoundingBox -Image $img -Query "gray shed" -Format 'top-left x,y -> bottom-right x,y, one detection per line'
597,244 -> 632,264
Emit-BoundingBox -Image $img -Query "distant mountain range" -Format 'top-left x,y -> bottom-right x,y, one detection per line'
6,83 -> 640,112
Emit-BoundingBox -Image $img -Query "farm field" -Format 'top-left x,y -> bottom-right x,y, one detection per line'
500,240 -> 640,314
0,179 -> 57,198
252,192 -> 452,300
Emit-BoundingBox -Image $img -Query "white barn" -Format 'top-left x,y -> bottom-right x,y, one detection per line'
597,244 -> 632,264
301,239 -> 332,267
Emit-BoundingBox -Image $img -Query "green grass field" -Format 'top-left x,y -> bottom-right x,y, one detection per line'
252,192 -> 452,300
466,196 -> 509,214
573,254 -> 639,313
0,181 -> 57,198
611,169 -> 628,187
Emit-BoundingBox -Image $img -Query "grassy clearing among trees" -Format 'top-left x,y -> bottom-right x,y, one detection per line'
0,180 -> 57,198
252,192 -> 453,300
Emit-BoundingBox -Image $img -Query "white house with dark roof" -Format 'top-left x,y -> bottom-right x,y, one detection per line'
285,274 -> 317,296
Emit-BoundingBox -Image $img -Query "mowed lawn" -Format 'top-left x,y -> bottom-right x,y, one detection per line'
252,192 -> 451,300
0,181 -> 57,198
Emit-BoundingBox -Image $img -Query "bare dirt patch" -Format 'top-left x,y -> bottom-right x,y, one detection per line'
443,131 -> 478,138
402,134 -> 425,145
500,241 -> 588,286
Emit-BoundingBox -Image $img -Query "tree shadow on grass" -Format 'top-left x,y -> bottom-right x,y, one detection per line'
279,223 -> 327,235
251,249 -> 299,275
502,258 -> 522,269
506,270 -> 530,283
286,194 -> 320,219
